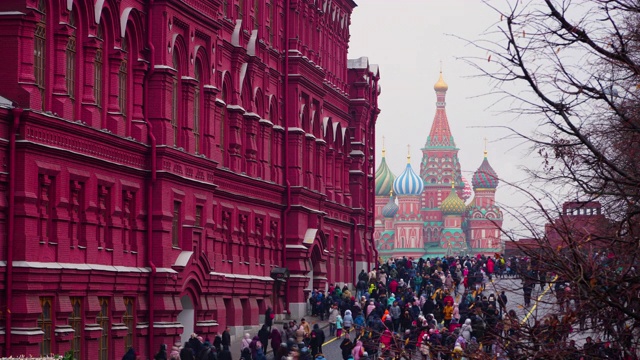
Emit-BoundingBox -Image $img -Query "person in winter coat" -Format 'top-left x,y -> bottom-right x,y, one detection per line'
343,310 -> 354,335
218,345 -> 232,360
328,305 -> 340,336
275,343 -> 289,360
336,314 -> 344,338
258,325 -> 270,353
265,307 -> 274,329
353,313 -> 365,332
296,325 -> 306,344
188,334 -> 203,357
400,310 -> 413,332
380,329 -> 393,353
339,337 -> 355,360
300,318 -> 311,338
389,301 -> 401,332
255,347 -> 267,360
123,347 -> 137,360
240,333 -> 251,351
222,328 -> 231,349
249,336 -> 260,359
443,302 -> 454,328
461,319 -> 473,341
271,326 -> 283,355
351,340 -> 365,360
498,291 -> 508,315
452,303 -> 460,322
153,345 -> 167,360
419,334 -> 430,360
381,309 -> 390,323
309,324 -> 325,356
240,347 -> 252,360
365,300 -> 376,318
180,342 -> 195,360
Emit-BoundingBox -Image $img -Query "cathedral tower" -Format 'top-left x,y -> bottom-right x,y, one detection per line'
393,150 -> 425,254
466,149 -> 503,251
419,71 -> 464,246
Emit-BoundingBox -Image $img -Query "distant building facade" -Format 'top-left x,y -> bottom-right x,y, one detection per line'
507,201 -> 610,257
374,73 -> 502,259
0,0 -> 379,358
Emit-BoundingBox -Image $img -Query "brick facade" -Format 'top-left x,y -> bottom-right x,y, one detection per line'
0,0 -> 380,358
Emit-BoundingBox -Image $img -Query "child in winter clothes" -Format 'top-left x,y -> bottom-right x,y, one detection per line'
336,314 -> 343,338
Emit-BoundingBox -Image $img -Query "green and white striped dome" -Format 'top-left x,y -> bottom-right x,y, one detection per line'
375,150 -> 396,196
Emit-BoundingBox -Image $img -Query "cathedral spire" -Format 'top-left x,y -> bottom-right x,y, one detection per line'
425,71 -> 455,148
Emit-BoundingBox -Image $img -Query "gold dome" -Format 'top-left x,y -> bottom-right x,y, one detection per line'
434,71 -> 448,92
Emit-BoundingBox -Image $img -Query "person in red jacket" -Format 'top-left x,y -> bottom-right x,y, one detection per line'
380,329 -> 393,357
389,278 -> 398,294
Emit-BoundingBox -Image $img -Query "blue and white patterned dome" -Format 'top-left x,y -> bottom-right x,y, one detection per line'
393,163 -> 424,196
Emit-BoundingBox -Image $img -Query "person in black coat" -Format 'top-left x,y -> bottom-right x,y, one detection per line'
218,345 -> 232,360
309,323 -> 325,356
153,344 -> 167,360
339,337 -> 354,360
122,347 -> 137,360
258,324 -> 271,353
265,307 -> 274,329
222,327 -> 231,348
180,342 -> 195,360
213,332 -> 223,352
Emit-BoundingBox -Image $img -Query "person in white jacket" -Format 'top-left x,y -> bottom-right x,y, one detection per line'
461,318 -> 473,341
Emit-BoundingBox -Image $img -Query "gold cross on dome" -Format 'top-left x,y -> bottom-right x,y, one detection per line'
483,137 -> 488,157
382,136 -> 386,157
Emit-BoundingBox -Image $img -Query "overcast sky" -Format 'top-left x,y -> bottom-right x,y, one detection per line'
348,1 -> 537,233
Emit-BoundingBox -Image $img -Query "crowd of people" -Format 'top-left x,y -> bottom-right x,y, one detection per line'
137,254 -> 638,360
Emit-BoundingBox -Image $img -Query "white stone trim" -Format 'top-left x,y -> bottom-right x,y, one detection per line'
12,328 -> 45,336
174,251 -> 194,267
154,322 -> 184,329
209,271 -> 274,282
196,320 -> 219,327
285,244 -> 308,250
4,261 -> 178,274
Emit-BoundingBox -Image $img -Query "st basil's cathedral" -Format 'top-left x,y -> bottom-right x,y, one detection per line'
374,72 -> 503,259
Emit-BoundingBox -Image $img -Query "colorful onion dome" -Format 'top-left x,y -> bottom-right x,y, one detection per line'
393,151 -> 424,196
472,151 -> 499,189
461,176 -> 472,201
440,184 -> 466,215
381,192 -> 399,218
375,148 -> 396,196
434,71 -> 448,92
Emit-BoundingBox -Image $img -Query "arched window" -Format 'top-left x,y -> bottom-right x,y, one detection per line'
38,297 -> 53,356
253,0 -> 259,30
119,37 -> 129,121
171,50 -> 180,146
237,0 -> 244,21
194,60 -> 202,154
219,83 -> 227,165
66,10 -> 77,119
95,23 -> 105,121
34,0 -> 47,110
222,0 -> 228,17
267,1 -> 274,44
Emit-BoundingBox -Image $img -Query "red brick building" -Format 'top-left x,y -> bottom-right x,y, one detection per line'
508,201 -> 610,257
0,0 -> 380,358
